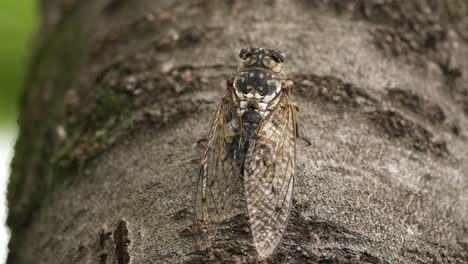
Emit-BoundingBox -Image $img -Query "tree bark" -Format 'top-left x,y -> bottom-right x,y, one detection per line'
7,0 -> 468,263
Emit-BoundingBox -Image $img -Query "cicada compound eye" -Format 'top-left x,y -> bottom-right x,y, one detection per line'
239,48 -> 253,59
271,50 -> 286,63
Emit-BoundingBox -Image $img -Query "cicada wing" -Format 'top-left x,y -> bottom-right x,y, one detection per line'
244,98 -> 297,259
193,89 -> 240,249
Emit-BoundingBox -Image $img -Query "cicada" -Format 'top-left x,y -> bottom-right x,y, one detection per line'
193,47 -> 297,260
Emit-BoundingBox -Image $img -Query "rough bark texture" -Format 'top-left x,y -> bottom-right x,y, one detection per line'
7,0 -> 468,263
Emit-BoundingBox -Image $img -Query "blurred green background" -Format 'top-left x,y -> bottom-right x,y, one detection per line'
0,0 -> 37,262
0,0 -> 37,127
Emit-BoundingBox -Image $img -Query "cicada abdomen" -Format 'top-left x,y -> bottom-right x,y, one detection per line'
193,47 -> 297,260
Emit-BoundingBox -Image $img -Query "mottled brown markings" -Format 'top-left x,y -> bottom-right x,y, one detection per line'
371,26 -> 448,60
368,109 -> 448,156
350,0 -> 468,120
293,74 -> 450,157
386,88 -> 446,126
294,74 -> 377,106
53,61 -> 223,191
312,0 -> 468,124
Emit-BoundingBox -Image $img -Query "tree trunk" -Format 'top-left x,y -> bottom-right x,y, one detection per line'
7,0 -> 468,263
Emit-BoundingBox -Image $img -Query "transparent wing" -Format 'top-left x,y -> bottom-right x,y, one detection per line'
244,96 -> 297,259
193,88 -> 240,249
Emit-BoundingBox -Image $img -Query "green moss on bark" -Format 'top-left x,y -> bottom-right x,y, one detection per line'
7,9 -> 83,238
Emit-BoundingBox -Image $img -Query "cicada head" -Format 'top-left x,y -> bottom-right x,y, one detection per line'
233,48 -> 289,111
238,47 -> 286,75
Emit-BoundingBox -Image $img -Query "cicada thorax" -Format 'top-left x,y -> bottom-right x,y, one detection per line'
230,69 -> 284,174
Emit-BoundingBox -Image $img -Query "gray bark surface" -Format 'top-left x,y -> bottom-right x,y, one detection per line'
7,0 -> 468,263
